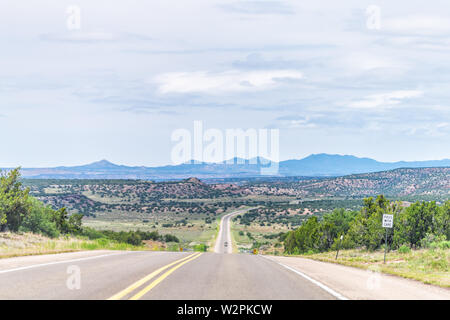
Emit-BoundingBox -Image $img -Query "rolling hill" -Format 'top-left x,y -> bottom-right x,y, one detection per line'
246,167 -> 450,200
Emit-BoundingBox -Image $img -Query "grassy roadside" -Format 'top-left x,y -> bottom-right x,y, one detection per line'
292,248 -> 449,288
1,208 -> 235,258
229,218 -> 238,254
209,207 -> 252,253
207,215 -> 222,252
0,232 -> 148,259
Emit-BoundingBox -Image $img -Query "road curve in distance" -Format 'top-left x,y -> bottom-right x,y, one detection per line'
214,208 -> 252,254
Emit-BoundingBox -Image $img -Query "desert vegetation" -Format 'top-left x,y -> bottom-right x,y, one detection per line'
0,169 -> 181,256
283,195 -> 449,254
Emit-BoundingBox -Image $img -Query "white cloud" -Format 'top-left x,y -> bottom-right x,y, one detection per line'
337,52 -> 409,74
41,32 -> 116,42
3,1 -> 450,165
154,70 -> 303,94
40,31 -> 153,43
349,90 -> 423,109
383,15 -> 450,36
219,1 -> 294,15
275,115 -> 318,129
286,119 -> 316,129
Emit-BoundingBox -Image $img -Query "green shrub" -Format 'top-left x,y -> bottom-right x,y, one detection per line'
429,240 -> 450,250
19,200 -> 59,238
420,233 -> 446,249
96,238 -> 110,246
194,244 -> 208,252
163,234 -> 180,243
398,245 -> 411,254
81,227 -> 104,239
167,244 -> 179,251
437,241 -> 450,249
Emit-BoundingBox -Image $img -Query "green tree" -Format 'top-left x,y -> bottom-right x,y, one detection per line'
322,208 -> 357,249
403,201 -> 438,248
435,201 -> 450,240
126,231 -> 142,246
392,207 -> 408,248
284,216 -> 321,254
51,207 -> 69,234
19,199 -> 59,238
67,213 -> 83,235
0,168 -> 31,231
344,195 -> 399,251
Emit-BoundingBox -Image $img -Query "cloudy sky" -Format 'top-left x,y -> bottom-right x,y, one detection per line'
1,0 -> 450,167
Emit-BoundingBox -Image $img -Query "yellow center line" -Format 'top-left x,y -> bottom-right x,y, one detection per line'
108,253 -> 201,300
129,252 -> 204,300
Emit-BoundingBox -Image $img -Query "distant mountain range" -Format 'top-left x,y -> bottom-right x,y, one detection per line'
6,154 -> 450,180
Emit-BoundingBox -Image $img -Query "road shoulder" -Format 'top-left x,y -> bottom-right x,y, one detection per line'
0,250 -> 132,272
265,255 -> 450,300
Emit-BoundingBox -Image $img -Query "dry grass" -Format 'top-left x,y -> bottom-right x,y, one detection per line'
231,221 -> 288,254
0,232 -> 147,259
298,248 -> 450,288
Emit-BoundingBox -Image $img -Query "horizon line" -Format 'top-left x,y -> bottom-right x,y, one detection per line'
2,153 -> 450,169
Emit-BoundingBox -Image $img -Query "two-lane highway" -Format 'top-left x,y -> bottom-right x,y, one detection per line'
214,208 -> 250,254
1,207 -> 447,300
0,207 -> 340,300
0,250 -> 338,300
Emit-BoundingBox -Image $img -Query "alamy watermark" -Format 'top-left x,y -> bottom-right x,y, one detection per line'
171,121 -> 280,175
366,265 -> 382,291
66,265 -> 81,290
66,5 -> 81,30
366,5 -> 381,30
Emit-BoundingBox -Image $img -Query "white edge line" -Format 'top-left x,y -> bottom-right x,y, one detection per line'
260,256 -> 349,300
0,251 -> 134,274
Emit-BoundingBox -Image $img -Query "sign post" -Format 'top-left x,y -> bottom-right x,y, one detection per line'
335,234 -> 344,260
382,214 -> 393,264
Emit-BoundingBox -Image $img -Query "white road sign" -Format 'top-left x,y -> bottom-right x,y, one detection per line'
382,214 -> 393,228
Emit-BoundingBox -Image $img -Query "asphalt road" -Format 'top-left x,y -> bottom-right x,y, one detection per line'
214,209 -> 249,254
0,207 -> 338,300
0,206 -> 447,300
0,250 -> 337,300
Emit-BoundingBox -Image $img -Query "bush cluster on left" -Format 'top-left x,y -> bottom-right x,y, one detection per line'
0,168 -> 181,248
0,168 -> 82,238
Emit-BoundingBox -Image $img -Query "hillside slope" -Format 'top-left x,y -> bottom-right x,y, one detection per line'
247,167 -> 450,199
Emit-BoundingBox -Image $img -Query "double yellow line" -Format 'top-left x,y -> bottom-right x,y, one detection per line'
108,252 -> 203,300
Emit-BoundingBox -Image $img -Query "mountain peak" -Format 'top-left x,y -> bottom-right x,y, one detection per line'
302,153 -> 376,162
306,153 -> 356,159
85,159 -> 119,168
184,177 -> 204,184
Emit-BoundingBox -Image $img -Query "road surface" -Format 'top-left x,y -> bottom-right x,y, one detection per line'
214,208 -> 249,254
0,250 -> 337,300
1,249 -> 447,300
0,208 -> 338,300
0,207 -> 448,299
